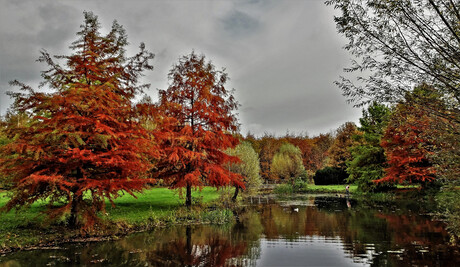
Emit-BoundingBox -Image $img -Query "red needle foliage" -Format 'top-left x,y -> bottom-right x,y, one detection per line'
375,86 -> 437,185
155,52 -> 244,206
0,12 -> 157,230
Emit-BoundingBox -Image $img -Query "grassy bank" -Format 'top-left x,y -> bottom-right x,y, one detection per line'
305,184 -> 430,202
273,183 -> 357,196
273,183 -> 425,202
0,187 -> 224,252
304,184 -> 357,194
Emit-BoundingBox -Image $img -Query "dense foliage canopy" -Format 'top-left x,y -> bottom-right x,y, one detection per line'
155,52 -> 243,206
0,12 -> 156,229
376,86 -> 437,185
271,143 -> 305,183
327,122 -> 360,170
347,102 -> 392,191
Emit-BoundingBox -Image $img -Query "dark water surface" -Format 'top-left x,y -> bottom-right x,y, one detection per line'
1,196 -> 459,266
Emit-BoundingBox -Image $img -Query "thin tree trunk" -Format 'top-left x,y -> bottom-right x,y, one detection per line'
186,183 -> 192,207
232,186 -> 240,202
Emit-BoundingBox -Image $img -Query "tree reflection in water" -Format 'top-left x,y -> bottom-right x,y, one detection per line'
0,196 -> 459,266
143,225 -> 256,266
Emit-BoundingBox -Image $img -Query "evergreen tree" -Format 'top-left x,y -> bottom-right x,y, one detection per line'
347,102 -> 392,192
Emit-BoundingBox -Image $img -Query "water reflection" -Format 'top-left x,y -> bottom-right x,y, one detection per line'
1,196 -> 459,266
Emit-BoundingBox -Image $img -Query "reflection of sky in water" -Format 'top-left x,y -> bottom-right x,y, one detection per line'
256,236 -> 369,267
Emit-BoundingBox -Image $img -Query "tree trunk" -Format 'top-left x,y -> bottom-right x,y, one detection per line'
69,168 -> 83,228
186,183 -> 192,207
69,193 -> 82,228
232,186 -> 240,202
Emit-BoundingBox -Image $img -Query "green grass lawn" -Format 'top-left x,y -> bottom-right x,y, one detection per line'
305,184 -> 357,193
303,184 -> 420,194
0,187 -> 221,250
0,187 -> 221,225
396,184 -> 420,189
105,187 -> 220,223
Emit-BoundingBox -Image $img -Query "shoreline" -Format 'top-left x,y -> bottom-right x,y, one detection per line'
0,206 -> 235,255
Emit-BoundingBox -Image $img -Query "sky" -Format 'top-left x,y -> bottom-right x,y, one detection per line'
0,0 -> 363,137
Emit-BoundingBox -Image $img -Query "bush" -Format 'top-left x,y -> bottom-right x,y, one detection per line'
293,180 -> 308,193
274,183 -> 294,195
313,167 -> 348,185
436,188 -> 460,245
274,180 -> 308,196
298,170 -> 309,182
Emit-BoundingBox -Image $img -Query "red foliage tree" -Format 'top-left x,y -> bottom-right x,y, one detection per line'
0,12 -> 156,229
155,52 -> 243,207
375,87 -> 437,185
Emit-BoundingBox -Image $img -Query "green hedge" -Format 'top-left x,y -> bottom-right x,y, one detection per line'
313,167 -> 348,185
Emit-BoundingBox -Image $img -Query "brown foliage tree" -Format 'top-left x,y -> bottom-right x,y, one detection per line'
309,133 -> 334,172
284,135 -> 314,172
0,12 -> 156,229
327,122 -> 360,170
255,134 -> 284,182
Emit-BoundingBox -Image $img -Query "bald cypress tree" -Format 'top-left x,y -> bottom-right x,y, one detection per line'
156,52 -> 244,207
0,12 -> 156,229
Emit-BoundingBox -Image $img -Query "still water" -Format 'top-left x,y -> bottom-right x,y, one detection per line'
1,195 -> 459,266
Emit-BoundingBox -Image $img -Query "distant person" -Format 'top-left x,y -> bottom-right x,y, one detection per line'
345,185 -> 350,196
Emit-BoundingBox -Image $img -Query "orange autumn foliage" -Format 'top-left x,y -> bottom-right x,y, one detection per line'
375,87 -> 437,185
155,52 -> 244,206
0,12 -> 157,230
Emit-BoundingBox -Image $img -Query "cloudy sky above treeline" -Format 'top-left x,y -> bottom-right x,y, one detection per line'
0,0 -> 362,137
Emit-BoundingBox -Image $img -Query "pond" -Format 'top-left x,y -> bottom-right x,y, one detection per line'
1,195 -> 459,266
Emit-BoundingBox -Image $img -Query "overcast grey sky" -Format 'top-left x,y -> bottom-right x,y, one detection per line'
0,0 -> 362,137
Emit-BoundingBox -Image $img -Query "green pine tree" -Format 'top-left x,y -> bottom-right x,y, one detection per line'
346,102 -> 393,192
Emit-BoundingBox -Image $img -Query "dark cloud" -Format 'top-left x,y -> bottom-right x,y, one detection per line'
0,0 -> 361,136
221,10 -> 260,37
0,0 -> 81,111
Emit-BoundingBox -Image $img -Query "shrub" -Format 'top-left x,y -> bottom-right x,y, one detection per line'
274,183 -> 294,195
436,188 -> 460,244
293,180 -> 308,193
274,180 -> 308,196
313,167 -> 348,185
